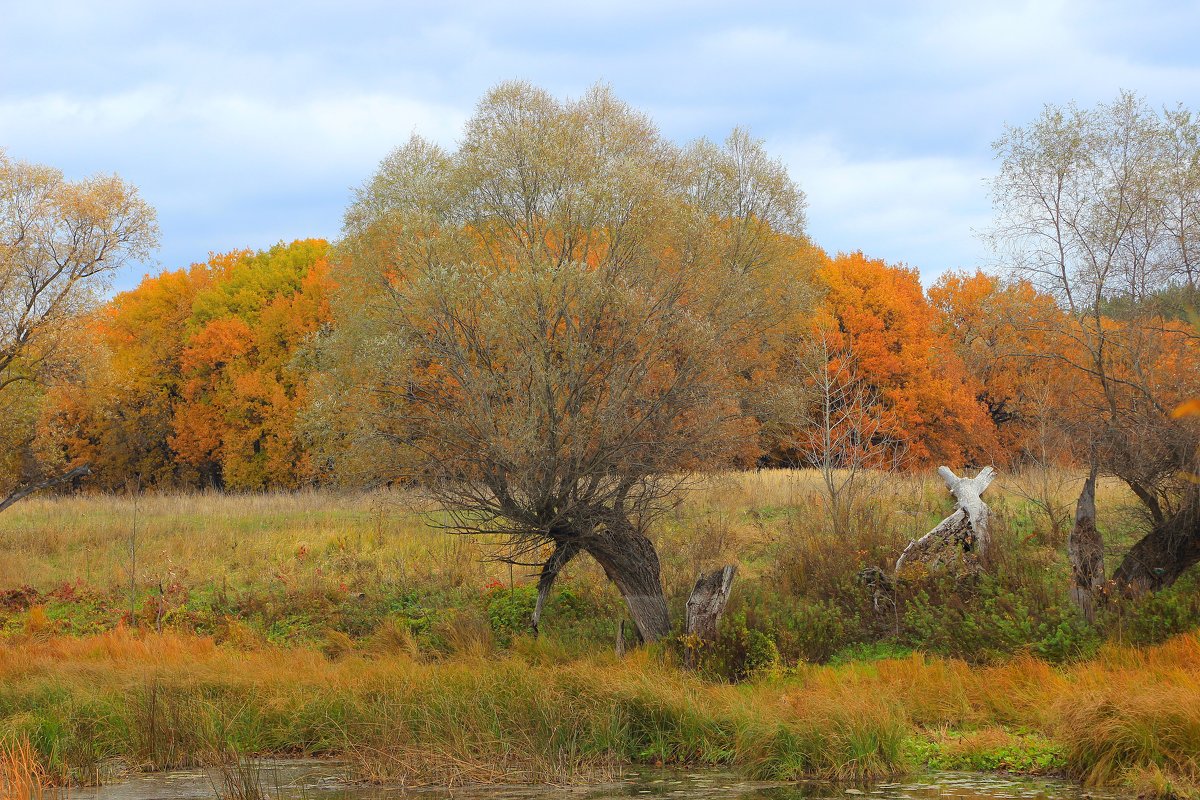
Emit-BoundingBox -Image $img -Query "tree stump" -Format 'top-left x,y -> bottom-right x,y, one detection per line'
684,565 -> 736,669
896,466 -> 995,575
1068,471 -> 1105,622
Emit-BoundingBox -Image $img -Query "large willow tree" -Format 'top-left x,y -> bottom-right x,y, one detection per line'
321,83 -> 816,641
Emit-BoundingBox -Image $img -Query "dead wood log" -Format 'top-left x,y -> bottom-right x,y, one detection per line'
858,566 -> 895,613
895,466 -> 995,576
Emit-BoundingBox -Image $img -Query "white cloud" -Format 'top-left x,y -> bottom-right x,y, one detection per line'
0,88 -> 464,174
779,135 -> 993,280
4,0 -> 1200,292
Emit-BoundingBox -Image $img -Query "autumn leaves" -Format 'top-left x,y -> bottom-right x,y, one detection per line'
27,240 -> 1088,492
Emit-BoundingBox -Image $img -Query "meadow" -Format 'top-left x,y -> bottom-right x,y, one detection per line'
1,470 -> 1198,794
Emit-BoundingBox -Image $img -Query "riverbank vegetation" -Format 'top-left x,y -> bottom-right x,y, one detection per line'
0,626 -> 1197,794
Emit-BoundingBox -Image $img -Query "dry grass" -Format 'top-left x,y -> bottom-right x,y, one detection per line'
0,468 -> 1136,603
0,489 -> 494,592
0,628 -> 1195,789
0,736 -> 64,800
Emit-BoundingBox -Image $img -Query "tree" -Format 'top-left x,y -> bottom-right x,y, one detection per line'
0,150 -> 158,509
928,271 -> 1066,461
989,92 -> 1200,594
814,252 -> 997,468
172,240 -> 331,489
322,82 -> 814,641
797,333 -> 902,538
929,271 -> 1076,540
45,242 -> 332,491
39,261 -> 213,490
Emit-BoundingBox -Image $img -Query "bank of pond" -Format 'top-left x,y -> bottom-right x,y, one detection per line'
69,761 -> 1147,800
0,630 -> 1196,798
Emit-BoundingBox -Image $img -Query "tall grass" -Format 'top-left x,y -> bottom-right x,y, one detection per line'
208,748 -> 266,800
0,629 -> 1197,790
0,469 -> 1197,792
0,736 -> 63,800
0,629 -> 908,786
0,469 -> 1132,597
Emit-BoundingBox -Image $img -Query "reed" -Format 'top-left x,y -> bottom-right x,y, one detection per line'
0,736 -> 63,800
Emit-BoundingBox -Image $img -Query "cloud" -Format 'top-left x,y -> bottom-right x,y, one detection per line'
4,0 -> 1200,293
0,87 -> 465,174
779,135 -> 993,280
0,86 -> 467,288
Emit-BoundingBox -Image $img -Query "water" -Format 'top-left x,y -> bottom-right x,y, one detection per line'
74,761 -> 1124,800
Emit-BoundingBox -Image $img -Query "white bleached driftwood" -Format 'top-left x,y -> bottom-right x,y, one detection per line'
895,466 -> 996,575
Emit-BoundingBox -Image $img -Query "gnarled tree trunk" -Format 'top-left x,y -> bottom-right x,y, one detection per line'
583,519 -> 671,643
1111,496 -> 1200,593
525,516 -> 671,643
1068,471 -> 1105,622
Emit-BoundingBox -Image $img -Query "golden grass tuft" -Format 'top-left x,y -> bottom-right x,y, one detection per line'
0,736 -> 63,800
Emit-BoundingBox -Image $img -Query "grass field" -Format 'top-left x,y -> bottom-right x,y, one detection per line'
0,469 -> 1197,794
0,467 -> 1136,600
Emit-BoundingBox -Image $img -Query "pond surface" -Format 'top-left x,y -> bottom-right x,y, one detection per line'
75,761 -> 1124,800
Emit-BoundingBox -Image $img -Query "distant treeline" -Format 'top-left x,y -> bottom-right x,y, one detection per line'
30,235 -> 1183,492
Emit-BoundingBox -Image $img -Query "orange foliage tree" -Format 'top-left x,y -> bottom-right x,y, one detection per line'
43,240 -> 331,491
928,270 -> 1071,466
40,262 -> 212,489
812,252 -> 998,468
171,240 -> 331,490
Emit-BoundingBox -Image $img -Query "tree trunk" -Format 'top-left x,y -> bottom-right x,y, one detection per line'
1068,471 -> 1105,622
530,539 -> 582,637
684,565 -> 736,669
0,464 -> 91,514
1111,497 -> 1200,593
583,519 -> 671,643
685,565 -> 736,642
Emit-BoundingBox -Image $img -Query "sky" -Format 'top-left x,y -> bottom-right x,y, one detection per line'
4,0 -> 1200,292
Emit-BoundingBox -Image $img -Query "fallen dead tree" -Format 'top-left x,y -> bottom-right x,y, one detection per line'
895,466 -> 995,575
